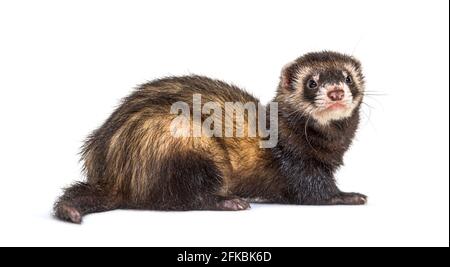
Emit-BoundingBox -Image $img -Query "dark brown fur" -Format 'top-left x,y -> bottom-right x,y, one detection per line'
54,51 -> 367,223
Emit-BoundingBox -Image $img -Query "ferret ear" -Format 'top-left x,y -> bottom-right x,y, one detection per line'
280,61 -> 298,90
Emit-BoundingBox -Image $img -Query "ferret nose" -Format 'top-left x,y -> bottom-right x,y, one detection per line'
327,89 -> 345,101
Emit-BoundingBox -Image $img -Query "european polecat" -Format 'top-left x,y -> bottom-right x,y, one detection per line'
55,51 -> 367,224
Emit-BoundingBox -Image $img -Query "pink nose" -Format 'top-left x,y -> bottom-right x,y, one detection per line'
327,90 -> 345,101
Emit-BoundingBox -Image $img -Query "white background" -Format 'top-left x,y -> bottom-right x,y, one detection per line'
0,0 -> 448,247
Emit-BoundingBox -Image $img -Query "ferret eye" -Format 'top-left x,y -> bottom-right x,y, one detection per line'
307,79 -> 318,89
345,75 -> 353,85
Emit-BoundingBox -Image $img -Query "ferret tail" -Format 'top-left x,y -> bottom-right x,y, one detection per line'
54,182 -> 120,224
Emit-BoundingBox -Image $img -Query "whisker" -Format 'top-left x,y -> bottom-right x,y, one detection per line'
360,102 -> 377,131
296,103 -> 313,121
363,90 -> 389,96
304,112 -> 318,153
351,35 -> 364,56
363,95 -> 385,108
363,93 -> 388,97
361,101 -> 375,110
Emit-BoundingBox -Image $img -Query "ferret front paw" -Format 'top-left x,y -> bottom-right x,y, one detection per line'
329,192 -> 367,205
216,198 -> 251,211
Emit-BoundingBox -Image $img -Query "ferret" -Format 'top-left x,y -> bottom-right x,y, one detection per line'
54,51 -> 367,224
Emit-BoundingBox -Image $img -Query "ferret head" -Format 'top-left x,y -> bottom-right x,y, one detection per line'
277,51 -> 365,125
